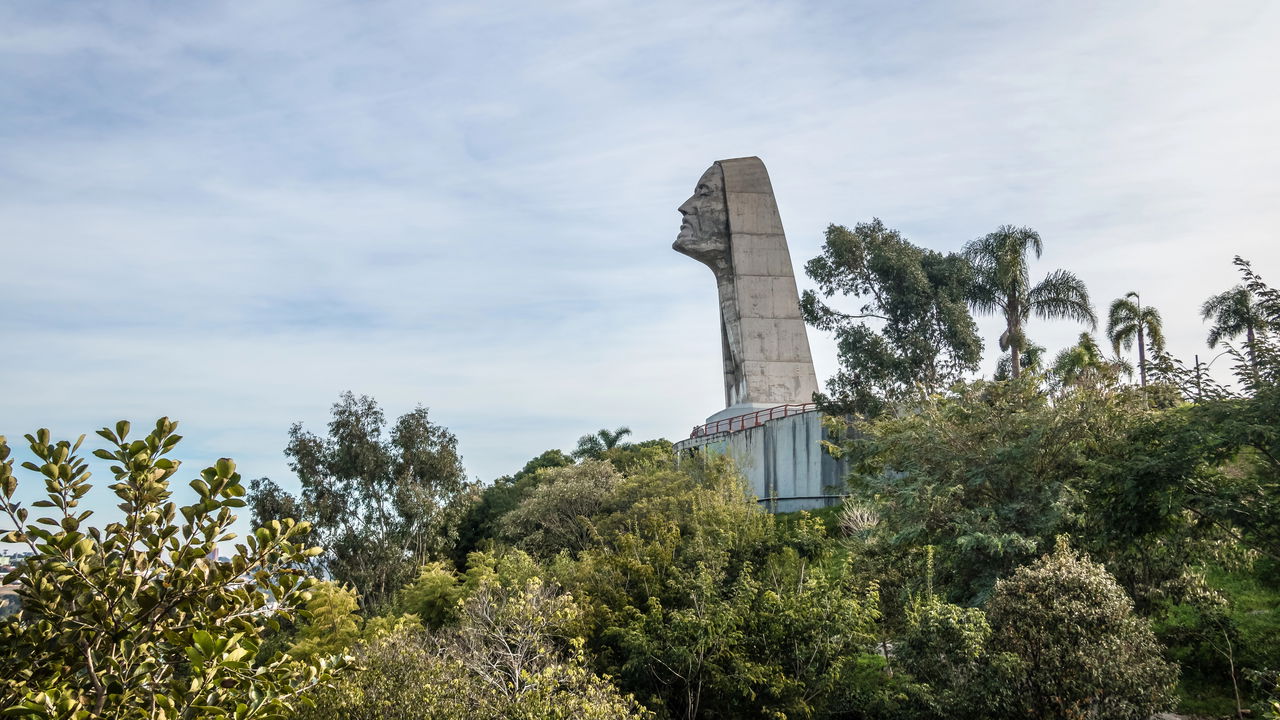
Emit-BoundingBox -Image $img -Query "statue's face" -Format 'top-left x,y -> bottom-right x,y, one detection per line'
673,164 -> 729,269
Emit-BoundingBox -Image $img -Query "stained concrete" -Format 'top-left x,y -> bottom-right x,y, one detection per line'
673,157 -> 820,411
674,410 -> 847,513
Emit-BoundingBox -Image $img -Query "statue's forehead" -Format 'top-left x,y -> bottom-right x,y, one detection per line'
697,164 -> 723,188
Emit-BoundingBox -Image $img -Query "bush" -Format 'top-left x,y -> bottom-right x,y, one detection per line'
0,420 -> 338,718
893,594 -> 993,716
985,540 -> 1178,719
288,581 -> 363,662
500,460 -> 622,556
295,575 -> 649,720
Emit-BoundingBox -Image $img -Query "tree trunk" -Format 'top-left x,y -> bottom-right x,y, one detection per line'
1137,326 -> 1147,387
1247,324 -> 1258,377
1008,298 -> 1021,379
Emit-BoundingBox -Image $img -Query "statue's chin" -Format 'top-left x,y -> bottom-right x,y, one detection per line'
674,234 -> 730,273
673,229 -> 696,253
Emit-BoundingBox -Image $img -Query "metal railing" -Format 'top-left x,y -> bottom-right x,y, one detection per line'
689,402 -> 817,438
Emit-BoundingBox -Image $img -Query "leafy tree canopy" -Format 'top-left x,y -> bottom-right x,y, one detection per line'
802,219 -> 983,416
249,392 -> 476,612
986,541 -> 1178,720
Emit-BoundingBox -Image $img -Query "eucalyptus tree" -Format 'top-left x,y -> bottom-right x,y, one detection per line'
802,219 -> 983,416
1201,284 -> 1272,376
964,225 -> 1096,379
1107,292 -> 1164,386
250,392 -> 476,611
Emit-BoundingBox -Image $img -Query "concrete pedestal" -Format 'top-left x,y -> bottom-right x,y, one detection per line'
674,409 -> 847,513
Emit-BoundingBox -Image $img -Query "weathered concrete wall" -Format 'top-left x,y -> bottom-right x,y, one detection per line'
721,157 -> 820,408
673,157 -> 820,410
674,410 -> 847,513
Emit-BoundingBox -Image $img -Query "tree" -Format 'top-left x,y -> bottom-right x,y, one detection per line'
541,459 -> 889,720
843,378 -> 1129,604
802,219 -> 983,416
1203,284 -> 1273,380
964,225 -> 1096,379
288,581 -> 363,662
573,427 -> 633,460
985,541 -> 1177,719
895,591 -> 1001,718
452,448 -> 574,565
1085,383 -> 1280,564
1107,291 -> 1164,386
1051,332 -> 1130,389
500,459 -> 622,556
0,419 -> 337,718
250,392 -> 476,611
993,342 -> 1045,381
295,573 -> 652,720
598,438 -> 675,476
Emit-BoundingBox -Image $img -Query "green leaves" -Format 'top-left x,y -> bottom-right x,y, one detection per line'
986,543 -> 1178,719
0,420 -> 339,718
963,226 -> 1095,379
803,219 -> 983,417
251,392 -> 476,613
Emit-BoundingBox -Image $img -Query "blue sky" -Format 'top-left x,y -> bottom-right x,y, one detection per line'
3,1 -> 1278,536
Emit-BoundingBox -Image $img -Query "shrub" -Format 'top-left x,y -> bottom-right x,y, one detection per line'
895,594 -> 990,700
985,540 -> 1178,719
295,574 -> 649,720
0,420 -> 337,718
499,460 -> 621,556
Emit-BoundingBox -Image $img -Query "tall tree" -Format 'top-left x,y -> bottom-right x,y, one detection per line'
964,225 -> 1096,379
250,392 -> 475,610
802,219 -> 983,416
1107,292 -> 1164,386
452,449 -> 574,564
1201,283 -> 1272,378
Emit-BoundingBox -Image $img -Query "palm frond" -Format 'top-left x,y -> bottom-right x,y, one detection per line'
1142,306 -> 1165,351
1029,270 -> 1097,328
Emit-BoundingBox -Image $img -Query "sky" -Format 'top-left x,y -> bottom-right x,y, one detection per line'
2,1 -> 1279,538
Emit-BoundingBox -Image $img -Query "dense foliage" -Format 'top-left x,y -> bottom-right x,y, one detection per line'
294,572 -> 651,720
0,420 -> 337,719
5,235 -> 1277,718
801,219 -> 983,416
985,541 -> 1178,719
249,392 -> 477,611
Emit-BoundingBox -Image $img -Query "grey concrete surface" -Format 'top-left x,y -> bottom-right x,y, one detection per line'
673,156 -> 820,410
674,410 -> 847,512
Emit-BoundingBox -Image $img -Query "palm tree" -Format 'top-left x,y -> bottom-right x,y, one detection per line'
1201,285 -> 1271,375
964,225 -> 1097,378
1107,292 -> 1164,386
994,342 -> 1045,381
572,426 -> 633,460
1051,332 -> 1129,388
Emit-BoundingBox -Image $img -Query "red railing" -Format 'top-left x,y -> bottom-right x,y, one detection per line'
689,403 -> 817,438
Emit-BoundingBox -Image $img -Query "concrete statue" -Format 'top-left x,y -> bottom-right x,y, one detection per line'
673,156 -> 820,414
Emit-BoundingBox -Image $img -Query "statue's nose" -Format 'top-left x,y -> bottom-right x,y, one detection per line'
678,196 -> 696,216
